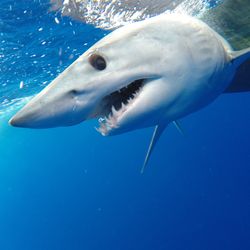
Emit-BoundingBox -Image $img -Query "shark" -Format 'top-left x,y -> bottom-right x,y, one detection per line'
9,14 -> 250,171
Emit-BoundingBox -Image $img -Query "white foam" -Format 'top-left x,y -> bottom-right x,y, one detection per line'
50,0 -> 211,30
0,96 -> 33,119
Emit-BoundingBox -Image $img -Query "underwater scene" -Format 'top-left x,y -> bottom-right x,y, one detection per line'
0,0 -> 250,249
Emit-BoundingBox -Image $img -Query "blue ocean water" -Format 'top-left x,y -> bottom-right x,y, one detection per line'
0,0 -> 250,250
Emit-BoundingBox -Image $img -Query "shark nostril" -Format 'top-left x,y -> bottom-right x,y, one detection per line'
69,89 -> 86,99
70,90 -> 78,96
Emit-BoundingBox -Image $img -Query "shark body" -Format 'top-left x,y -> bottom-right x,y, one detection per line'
9,14 -> 250,169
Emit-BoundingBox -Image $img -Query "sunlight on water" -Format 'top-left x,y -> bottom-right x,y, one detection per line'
51,0 -> 213,30
174,0 -> 211,15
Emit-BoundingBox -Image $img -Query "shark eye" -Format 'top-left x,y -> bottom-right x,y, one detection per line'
89,54 -> 106,71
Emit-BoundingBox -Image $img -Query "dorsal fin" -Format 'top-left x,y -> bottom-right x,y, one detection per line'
141,123 -> 168,174
224,48 -> 250,93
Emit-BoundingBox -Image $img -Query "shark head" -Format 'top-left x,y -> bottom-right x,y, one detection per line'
10,15 -> 180,135
9,14 -> 230,135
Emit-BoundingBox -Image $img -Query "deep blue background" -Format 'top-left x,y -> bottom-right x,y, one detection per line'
0,1 -> 250,250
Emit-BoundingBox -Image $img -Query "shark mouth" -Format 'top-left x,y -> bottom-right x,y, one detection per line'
95,79 -> 145,135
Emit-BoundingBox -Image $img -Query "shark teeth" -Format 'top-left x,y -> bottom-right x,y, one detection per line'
96,87 -> 142,136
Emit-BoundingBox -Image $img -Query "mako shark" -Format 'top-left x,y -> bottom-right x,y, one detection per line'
9,14 -> 250,171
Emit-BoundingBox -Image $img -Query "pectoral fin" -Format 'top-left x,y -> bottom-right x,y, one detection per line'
224,48 -> 250,93
141,123 -> 168,173
173,120 -> 184,136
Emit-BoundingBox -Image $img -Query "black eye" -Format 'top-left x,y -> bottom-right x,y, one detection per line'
88,54 -> 106,71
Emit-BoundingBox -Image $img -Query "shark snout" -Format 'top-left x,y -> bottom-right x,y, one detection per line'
9,91 -> 86,128
9,98 -> 63,128
9,107 -> 38,128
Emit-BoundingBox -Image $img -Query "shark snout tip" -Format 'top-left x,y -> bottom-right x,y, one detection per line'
9,114 -> 24,127
8,117 -> 15,127
8,108 -> 34,128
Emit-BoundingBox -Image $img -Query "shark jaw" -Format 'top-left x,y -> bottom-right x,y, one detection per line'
95,78 -> 146,136
94,77 -> 164,136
